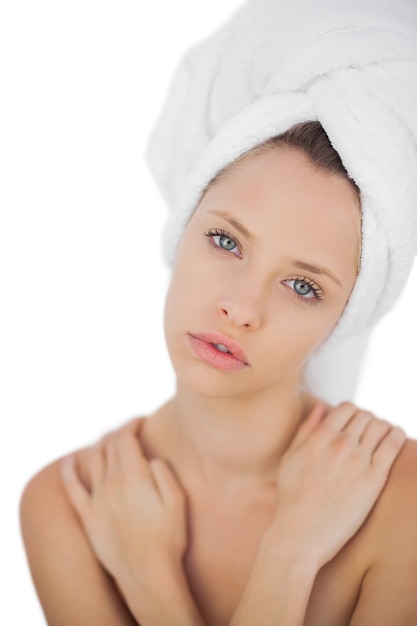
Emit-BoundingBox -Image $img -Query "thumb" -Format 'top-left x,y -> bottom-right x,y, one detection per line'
286,401 -> 327,452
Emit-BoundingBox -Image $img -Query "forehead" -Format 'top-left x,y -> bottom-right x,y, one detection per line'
195,146 -> 362,274
206,145 -> 357,198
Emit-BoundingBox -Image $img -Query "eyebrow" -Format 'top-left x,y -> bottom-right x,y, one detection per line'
207,208 -> 343,288
289,260 -> 342,288
207,209 -> 256,244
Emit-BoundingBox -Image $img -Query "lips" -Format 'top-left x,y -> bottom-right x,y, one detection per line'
189,331 -> 249,364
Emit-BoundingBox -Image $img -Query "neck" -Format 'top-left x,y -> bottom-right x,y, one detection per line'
147,375 -> 316,496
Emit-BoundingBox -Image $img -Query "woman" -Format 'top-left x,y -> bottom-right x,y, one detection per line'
20,0 -> 417,624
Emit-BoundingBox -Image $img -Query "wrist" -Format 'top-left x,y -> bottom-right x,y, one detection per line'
262,521 -> 321,575
229,527 -> 319,626
118,557 -> 204,626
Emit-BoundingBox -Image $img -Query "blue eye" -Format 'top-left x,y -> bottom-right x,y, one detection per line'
294,279 -> 313,296
205,228 -> 241,257
218,234 -> 236,251
283,277 -> 324,305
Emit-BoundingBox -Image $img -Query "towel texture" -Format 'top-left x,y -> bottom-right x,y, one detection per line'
146,0 -> 417,403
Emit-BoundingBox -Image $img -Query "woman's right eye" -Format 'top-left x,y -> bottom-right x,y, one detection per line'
205,229 -> 242,257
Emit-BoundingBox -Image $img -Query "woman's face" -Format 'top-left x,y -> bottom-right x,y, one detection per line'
164,146 -> 361,399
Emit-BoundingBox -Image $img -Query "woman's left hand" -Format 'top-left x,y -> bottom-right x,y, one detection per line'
59,418 -> 188,599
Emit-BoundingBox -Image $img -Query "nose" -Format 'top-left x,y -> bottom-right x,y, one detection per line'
217,284 -> 264,330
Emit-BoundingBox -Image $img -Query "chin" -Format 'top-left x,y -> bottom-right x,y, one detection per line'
172,358 -> 292,402
174,359 -> 251,398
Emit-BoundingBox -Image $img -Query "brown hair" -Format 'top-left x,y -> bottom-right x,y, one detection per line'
204,120 -> 360,198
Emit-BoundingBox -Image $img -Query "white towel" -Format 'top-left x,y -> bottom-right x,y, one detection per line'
146,0 -> 417,404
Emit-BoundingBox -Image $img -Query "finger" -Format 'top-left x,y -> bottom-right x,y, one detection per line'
286,401 -> 327,450
85,443 -> 106,487
128,416 -> 147,434
150,459 -> 185,508
342,410 -> 375,443
60,455 -> 91,524
321,402 -> 362,433
115,418 -> 151,478
371,426 -> 407,473
104,435 -> 121,481
119,417 -> 147,439
359,417 -> 393,453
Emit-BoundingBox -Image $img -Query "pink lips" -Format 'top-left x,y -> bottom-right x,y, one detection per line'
188,331 -> 249,371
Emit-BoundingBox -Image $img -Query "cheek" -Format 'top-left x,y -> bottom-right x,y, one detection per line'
172,237 -> 218,300
163,278 -> 187,369
163,256 -> 206,337
262,304 -> 345,369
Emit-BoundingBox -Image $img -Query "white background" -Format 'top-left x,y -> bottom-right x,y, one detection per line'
0,1 -> 416,623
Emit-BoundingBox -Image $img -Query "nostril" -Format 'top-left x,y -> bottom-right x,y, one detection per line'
217,298 -> 262,330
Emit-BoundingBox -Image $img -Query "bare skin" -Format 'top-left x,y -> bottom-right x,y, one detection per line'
21,403 -> 414,626
20,147 -> 417,624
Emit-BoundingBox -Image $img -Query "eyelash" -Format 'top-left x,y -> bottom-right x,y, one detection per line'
287,277 -> 324,305
205,228 -> 243,257
204,228 -> 324,305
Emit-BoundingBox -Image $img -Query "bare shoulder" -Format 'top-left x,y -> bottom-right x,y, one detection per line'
347,437 -> 417,624
392,435 -> 417,477
376,433 -> 417,518
372,435 -> 417,519
20,448 -> 138,626
348,430 -> 417,547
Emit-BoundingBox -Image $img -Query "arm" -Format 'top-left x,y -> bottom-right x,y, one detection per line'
228,528 -> 319,625
229,402 -> 406,626
60,418 -> 206,626
48,402 -> 405,626
19,453 -> 139,626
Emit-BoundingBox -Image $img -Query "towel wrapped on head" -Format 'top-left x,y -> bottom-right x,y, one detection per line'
146,0 -> 417,403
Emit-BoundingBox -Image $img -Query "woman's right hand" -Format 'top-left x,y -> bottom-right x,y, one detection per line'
270,401 -> 406,568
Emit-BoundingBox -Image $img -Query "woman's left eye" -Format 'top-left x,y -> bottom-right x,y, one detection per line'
283,278 -> 324,304
205,229 -> 241,257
